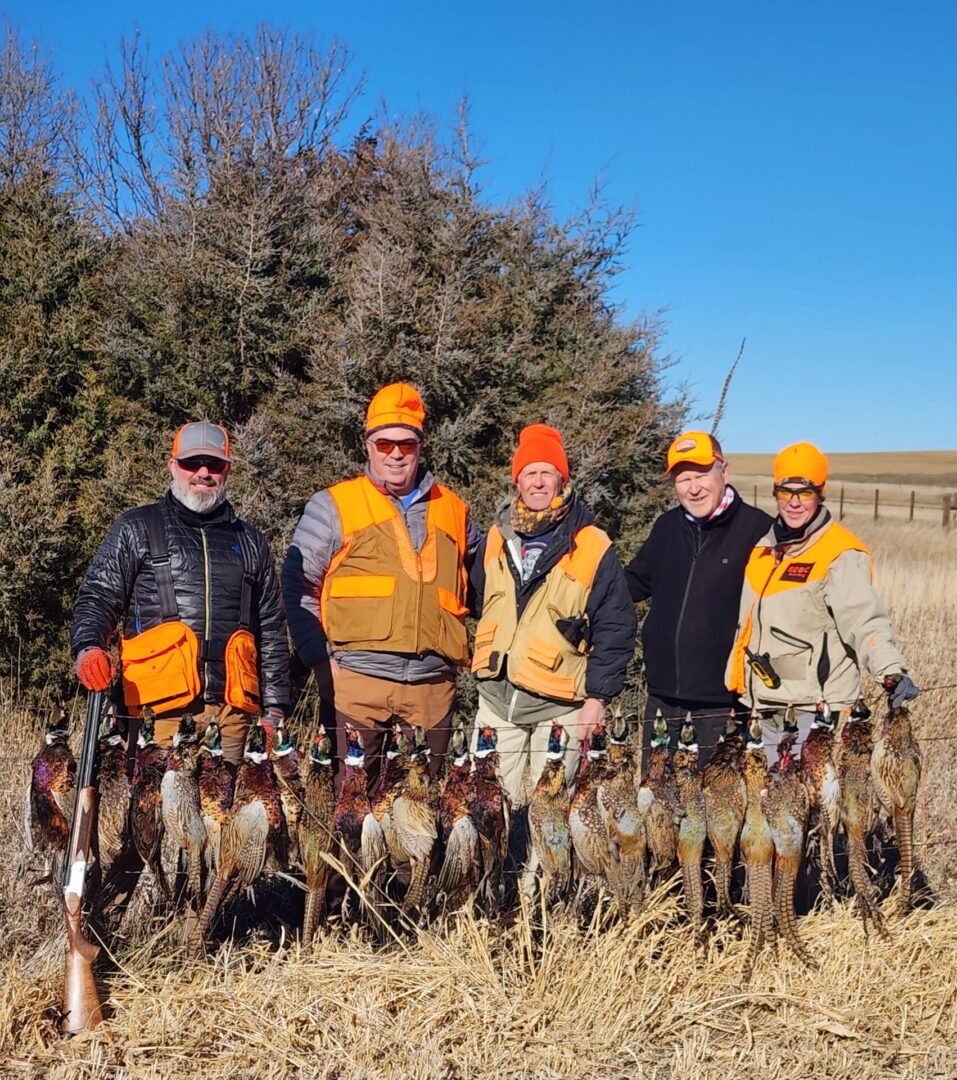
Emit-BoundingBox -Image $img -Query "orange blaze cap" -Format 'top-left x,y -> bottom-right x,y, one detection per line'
365,383 -> 426,434
171,420 -> 231,461
773,442 -> 828,491
511,424 -> 570,483
666,431 -> 723,474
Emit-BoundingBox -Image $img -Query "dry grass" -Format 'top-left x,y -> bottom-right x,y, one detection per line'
1,518 -> 955,1080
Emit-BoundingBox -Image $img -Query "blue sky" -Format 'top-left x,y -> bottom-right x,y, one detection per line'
10,1 -> 956,451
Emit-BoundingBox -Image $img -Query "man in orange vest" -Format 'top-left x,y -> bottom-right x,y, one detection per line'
470,424 -> 636,805
283,384 -> 478,782
726,441 -> 918,759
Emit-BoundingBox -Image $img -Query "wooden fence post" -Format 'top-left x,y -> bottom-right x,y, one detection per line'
945,495 -> 953,531
753,484 -> 757,507
873,488 -> 879,521
839,486 -> 845,521
909,490 -> 915,522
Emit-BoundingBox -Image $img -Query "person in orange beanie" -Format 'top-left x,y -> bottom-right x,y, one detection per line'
727,440 -> 918,761
283,383 -> 480,788
469,423 -> 635,892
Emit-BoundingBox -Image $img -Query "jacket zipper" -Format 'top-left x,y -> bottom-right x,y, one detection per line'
673,528 -> 708,696
201,530 -> 211,700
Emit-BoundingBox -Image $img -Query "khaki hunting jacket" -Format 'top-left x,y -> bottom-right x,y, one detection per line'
726,511 -> 907,712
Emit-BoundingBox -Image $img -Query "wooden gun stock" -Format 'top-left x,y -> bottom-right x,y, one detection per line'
61,691 -> 104,1035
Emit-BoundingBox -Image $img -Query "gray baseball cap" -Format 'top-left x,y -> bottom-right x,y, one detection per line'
171,421 -> 232,461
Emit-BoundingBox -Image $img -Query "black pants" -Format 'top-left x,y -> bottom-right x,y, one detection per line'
641,693 -> 748,774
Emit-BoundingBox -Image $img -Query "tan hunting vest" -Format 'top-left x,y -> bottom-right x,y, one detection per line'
321,476 -> 469,665
471,523 -> 611,702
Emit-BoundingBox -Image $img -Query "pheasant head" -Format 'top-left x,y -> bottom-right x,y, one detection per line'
201,720 -> 223,756
310,726 -> 333,766
343,724 -> 365,767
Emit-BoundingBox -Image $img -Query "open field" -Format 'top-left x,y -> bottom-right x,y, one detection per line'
729,451 -> 957,488
1,518 -> 955,1079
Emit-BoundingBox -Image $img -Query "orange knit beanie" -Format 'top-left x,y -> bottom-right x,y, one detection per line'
511,424 -> 570,483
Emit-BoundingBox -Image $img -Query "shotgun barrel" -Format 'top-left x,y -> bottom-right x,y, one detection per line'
61,689 -> 105,1035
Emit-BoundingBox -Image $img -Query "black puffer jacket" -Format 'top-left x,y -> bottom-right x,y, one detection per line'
625,489 -> 771,705
71,492 -> 289,709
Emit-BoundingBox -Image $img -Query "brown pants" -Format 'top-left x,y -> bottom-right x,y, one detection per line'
153,702 -> 251,766
331,667 -> 455,789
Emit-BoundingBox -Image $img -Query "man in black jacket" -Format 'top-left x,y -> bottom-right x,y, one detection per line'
625,431 -> 771,768
470,424 -> 636,806
71,421 -> 289,765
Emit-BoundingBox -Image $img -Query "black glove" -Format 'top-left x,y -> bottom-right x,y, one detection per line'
883,673 -> 919,709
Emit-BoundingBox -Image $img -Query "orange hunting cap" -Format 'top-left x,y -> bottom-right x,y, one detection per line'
511,424 -> 570,483
666,431 -> 723,474
774,442 -> 828,491
365,383 -> 426,435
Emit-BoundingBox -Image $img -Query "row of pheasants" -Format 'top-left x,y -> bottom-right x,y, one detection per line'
26,694 -> 920,979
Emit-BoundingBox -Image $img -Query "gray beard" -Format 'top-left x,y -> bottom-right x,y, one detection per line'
170,475 -> 229,514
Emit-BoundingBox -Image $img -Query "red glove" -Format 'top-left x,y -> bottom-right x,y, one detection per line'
76,647 -> 115,691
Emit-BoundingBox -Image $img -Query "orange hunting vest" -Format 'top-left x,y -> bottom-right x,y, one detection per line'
320,476 -> 469,665
728,521 -> 871,696
471,523 -> 611,702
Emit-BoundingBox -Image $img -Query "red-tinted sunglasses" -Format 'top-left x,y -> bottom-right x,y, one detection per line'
370,437 -> 420,456
177,456 -> 229,473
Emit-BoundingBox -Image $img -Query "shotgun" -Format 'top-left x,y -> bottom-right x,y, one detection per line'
61,689 -> 105,1035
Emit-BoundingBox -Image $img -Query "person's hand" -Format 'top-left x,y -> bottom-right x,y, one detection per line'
575,697 -> 606,744
884,673 -> 919,709
75,646 -> 115,691
328,658 -> 341,679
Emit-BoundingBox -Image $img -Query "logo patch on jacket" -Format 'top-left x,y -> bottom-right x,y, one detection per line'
780,562 -> 814,583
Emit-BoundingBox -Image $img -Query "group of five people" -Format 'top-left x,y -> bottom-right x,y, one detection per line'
71,384 -> 918,816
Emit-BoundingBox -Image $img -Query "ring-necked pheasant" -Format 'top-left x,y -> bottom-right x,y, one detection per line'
674,717 -> 706,943
95,708 -> 131,888
762,719 -> 815,969
363,723 -> 410,917
702,712 -> 746,919
838,698 -> 887,939
335,726 -> 375,925
25,707 -> 76,888
189,719 -> 285,958
300,726 -> 335,946
636,712 -> 679,881
129,707 -> 170,901
161,714 -> 207,908
871,686 -> 922,914
799,701 -> 840,905
469,726 -> 510,914
597,714 -> 646,917
526,723 -> 572,905
569,724 -> 610,903
436,721 -> 480,910
271,719 -> 304,872
740,715 -> 775,984
386,727 -> 438,918
198,720 -> 233,886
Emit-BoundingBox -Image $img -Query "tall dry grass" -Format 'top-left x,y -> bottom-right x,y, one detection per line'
0,519 -> 954,1079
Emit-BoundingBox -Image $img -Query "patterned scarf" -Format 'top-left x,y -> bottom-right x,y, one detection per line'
510,483 -> 575,538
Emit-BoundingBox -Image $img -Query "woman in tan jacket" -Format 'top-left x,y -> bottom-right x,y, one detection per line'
726,442 -> 918,760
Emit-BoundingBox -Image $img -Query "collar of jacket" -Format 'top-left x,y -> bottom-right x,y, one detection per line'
495,495 -> 597,585
363,463 -> 434,505
683,485 -> 744,530
165,488 -> 236,528
768,505 -> 832,558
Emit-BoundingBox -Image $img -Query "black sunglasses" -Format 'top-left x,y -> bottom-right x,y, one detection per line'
177,456 -> 229,473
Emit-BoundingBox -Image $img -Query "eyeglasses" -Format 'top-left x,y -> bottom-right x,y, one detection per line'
773,484 -> 820,503
177,456 -> 229,474
370,438 -> 420,456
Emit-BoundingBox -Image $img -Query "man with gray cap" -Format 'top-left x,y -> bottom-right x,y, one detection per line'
72,420 -> 289,764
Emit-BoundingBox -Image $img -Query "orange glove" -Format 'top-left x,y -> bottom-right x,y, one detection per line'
76,647 -> 115,691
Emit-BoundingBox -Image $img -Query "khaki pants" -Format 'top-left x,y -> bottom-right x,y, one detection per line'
332,667 -> 455,787
472,696 -> 581,808
153,702 -> 251,766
